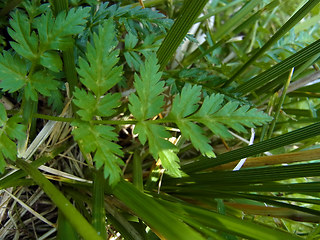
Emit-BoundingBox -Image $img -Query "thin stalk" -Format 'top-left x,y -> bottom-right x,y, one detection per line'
33,113 -> 138,125
57,209 -> 79,240
132,151 -> 144,192
267,68 -> 294,139
51,0 -> 79,96
259,93 -> 277,142
16,158 -> 103,240
92,169 -> 107,239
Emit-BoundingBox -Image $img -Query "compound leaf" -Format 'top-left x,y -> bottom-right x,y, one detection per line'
72,19 -> 123,185
128,53 -> 164,120
193,94 -> 273,139
167,86 -> 273,157
34,7 -> 90,51
169,85 -> 215,158
129,54 -> 182,177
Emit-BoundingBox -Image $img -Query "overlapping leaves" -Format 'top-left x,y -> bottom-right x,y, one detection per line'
0,7 -> 90,102
129,54 -> 272,175
129,54 -> 182,177
72,19 -> 123,185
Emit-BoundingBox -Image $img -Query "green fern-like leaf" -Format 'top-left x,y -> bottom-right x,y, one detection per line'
168,87 -> 273,157
192,93 -> 273,139
0,104 -> 26,173
129,54 -> 164,120
0,51 -> 59,101
77,19 -> 122,97
2,8 -> 89,102
72,19 -> 123,185
92,3 -> 172,35
129,54 -> 182,177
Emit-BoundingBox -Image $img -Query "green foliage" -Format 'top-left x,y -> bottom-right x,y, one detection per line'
129,53 -> 272,177
90,2 -> 172,35
72,19 -> 123,185
1,0 -> 320,239
0,51 -> 27,92
129,54 -> 182,177
0,5 -> 90,103
167,85 -> 272,157
0,104 -> 26,173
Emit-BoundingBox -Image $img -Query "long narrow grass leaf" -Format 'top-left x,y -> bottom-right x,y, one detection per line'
157,0 -> 208,70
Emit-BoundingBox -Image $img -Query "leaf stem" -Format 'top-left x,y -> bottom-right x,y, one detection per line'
92,169 -> 107,239
33,113 -> 176,125
51,0 -> 79,96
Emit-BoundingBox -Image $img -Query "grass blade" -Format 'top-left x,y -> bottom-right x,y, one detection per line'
157,0 -> 209,70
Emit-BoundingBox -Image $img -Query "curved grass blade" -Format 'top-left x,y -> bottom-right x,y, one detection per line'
16,158 -> 103,240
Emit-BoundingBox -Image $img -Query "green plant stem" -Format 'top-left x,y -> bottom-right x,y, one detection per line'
16,158 -> 103,240
267,68 -> 294,139
129,0 -> 176,7
33,113 -> 138,125
92,169 -> 107,239
1,144 -> 69,190
51,0 -> 79,96
22,97 -> 38,138
132,151 -> 144,192
33,113 -> 176,125
157,0 -> 209,70
57,209 -> 79,240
